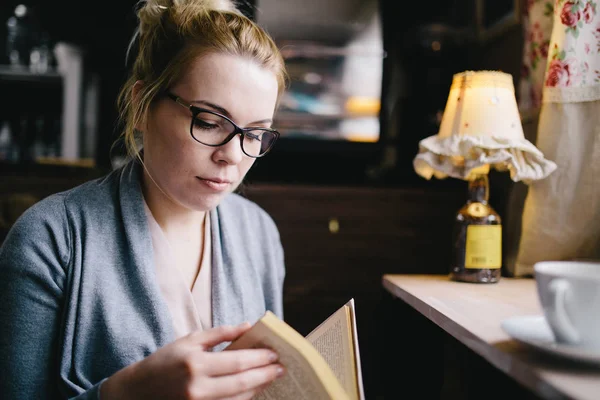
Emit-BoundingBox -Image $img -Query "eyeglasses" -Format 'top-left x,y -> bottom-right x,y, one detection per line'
167,92 -> 279,158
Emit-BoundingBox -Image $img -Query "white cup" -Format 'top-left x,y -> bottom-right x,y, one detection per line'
534,260 -> 600,349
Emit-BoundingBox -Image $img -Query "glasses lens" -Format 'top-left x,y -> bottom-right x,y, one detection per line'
192,112 -> 235,145
191,111 -> 277,157
242,129 -> 277,157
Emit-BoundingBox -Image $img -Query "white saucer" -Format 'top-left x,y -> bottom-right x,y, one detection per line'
501,315 -> 600,366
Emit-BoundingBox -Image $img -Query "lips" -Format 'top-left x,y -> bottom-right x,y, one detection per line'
201,177 -> 231,184
197,176 -> 232,191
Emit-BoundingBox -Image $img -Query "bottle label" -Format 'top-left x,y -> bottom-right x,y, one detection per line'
465,225 -> 502,269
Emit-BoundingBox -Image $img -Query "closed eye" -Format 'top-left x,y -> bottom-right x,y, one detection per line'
245,131 -> 262,141
194,118 -> 220,130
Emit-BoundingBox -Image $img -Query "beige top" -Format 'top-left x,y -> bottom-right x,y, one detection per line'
143,200 -> 212,339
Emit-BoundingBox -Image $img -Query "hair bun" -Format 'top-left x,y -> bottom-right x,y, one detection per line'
127,0 -> 239,67
139,0 -> 239,21
136,0 -> 241,34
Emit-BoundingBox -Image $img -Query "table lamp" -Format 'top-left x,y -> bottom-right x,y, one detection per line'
413,70 -> 556,283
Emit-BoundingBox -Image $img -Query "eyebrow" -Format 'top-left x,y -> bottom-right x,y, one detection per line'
191,100 -> 273,126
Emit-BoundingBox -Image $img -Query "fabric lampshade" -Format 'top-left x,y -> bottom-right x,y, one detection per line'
413,70 -> 556,183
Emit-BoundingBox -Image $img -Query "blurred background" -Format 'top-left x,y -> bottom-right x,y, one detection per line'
0,2 -> 530,398
0,0 -> 522,186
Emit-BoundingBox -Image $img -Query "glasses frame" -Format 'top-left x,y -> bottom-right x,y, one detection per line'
167,92 -> 279,158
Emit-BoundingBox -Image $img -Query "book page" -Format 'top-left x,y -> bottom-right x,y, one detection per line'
306,299 -> 362,400
347,299 -> 365,400
225,312 -> 350,400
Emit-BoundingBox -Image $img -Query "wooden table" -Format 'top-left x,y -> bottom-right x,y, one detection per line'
382,274 -> 600,400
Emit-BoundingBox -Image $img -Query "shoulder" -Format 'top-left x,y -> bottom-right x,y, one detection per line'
5,191 -> 70,245
1,167 -> 123,257
60,167 -> 123,212
0,191 -> 71,282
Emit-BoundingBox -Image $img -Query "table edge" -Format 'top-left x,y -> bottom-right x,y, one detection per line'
381,275 -> 573,400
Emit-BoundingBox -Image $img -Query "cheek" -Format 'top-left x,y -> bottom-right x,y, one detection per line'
165,143 -> 204,176
149,120 -> 194,165
239,157 -> 256,175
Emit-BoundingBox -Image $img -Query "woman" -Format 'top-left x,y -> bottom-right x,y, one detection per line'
0,0 -> 288,398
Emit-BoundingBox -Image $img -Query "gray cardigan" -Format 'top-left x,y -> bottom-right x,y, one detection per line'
0,160 -> 285,399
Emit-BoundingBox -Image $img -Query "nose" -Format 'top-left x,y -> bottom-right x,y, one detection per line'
213,133 -> 244,165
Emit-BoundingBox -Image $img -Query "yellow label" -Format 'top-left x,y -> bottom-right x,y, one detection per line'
465,225 -> 502,269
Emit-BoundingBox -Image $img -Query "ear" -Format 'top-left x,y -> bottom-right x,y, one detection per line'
132,80 -> 145,131
132,80 -> 144,105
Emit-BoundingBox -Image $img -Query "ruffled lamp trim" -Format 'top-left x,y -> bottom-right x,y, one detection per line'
413,135 -> 557,184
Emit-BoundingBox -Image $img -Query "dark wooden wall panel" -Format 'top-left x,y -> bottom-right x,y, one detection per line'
241,183 -> 466,397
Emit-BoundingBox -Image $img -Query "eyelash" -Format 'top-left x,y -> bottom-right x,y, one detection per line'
194,119 -> 219,129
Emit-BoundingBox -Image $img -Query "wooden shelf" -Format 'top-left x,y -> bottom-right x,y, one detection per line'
0,65 -> 62,84
276,111 -> 378,122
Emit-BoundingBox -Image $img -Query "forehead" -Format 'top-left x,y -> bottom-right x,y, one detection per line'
172,52 -> 278,120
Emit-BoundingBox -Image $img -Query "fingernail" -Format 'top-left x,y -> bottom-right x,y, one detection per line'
269,351 -> 278,362
276,366 -> 285,377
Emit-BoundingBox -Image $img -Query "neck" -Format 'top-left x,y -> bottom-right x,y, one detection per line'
467,174 -> 489,204
141,168 -> 206,237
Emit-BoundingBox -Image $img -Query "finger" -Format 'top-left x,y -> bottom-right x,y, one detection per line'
202,349 -> 279,376
187,323 -> 251,350
221,385 -> 266,400
221,392 -> 256,400
220,380 -> 273,400
202,364 -> 285,398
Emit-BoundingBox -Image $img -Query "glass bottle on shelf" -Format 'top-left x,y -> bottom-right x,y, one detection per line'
6,5 -> 34,67
450,173 -> 502,283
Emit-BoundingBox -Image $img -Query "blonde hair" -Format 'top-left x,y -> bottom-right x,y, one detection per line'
116,0 -> 287,160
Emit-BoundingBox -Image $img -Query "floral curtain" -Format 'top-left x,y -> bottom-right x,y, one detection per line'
510,0 -> 600,276
518,0 -> 555,114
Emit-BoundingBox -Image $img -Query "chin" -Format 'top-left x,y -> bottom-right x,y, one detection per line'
186,194 -> 226,212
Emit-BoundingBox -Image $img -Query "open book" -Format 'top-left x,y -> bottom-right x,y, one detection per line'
224,299 -> 364,400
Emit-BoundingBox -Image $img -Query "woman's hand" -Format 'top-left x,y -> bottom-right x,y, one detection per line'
100,322 -> 285,400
